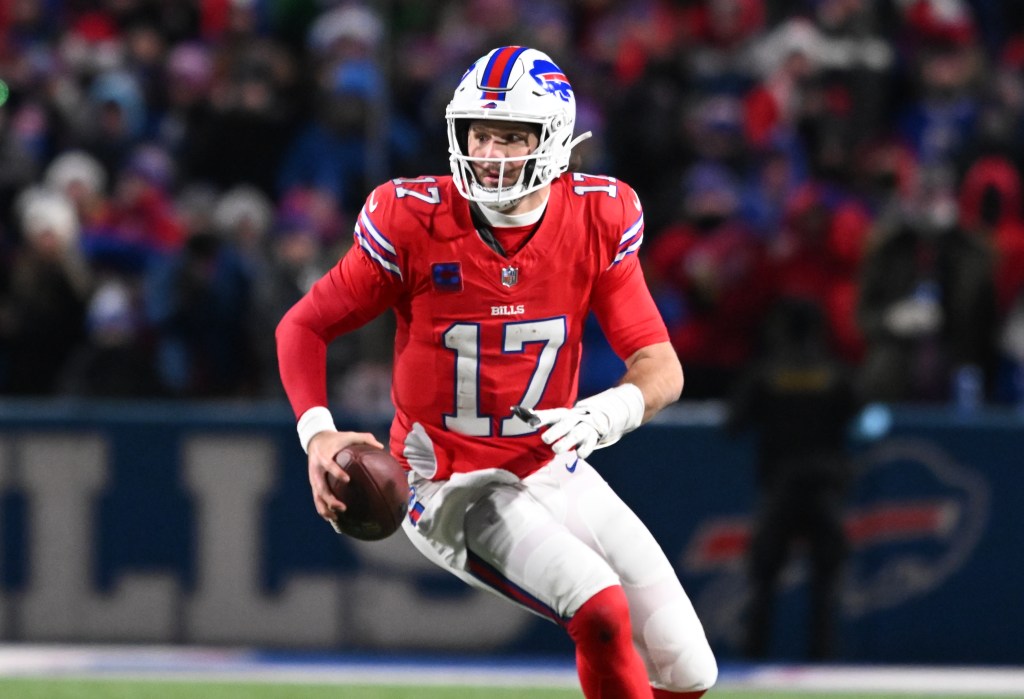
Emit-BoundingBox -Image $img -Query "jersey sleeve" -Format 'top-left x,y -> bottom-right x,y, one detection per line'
276,186 -> 404,419
353,183 -> 405,280
609,180 -> 645,268
589,180 -> 669,360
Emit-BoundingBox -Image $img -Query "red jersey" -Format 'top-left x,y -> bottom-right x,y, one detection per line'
277,173 -> 668,480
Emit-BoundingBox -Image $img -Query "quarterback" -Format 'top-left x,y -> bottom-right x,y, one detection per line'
277,45 -> 717,698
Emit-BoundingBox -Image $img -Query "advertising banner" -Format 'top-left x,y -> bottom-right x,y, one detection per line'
0,402 -> 1018,664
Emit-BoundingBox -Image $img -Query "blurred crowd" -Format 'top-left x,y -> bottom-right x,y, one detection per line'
3,0 -> 1024,410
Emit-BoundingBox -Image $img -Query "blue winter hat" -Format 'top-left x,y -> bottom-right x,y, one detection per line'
90,71 -> 145,138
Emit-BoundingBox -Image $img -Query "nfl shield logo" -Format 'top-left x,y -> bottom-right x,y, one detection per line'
501,266 -> 519,287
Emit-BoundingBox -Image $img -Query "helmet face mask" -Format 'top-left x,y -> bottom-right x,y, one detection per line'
446,46 -> 591,210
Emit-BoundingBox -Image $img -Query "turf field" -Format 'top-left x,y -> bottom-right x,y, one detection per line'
0,680 -> 1016,699
1,646 -> 1021,699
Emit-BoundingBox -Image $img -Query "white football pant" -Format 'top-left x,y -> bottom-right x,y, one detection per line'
403,455 -> 718,693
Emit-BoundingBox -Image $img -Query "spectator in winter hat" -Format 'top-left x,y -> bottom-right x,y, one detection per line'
85,143 -> 184,271
213,184 -> 275,257
78,71 -> 148,180
857,165 -> 997,402
0,188 -> 92,394
159,42 -> 216,167
45,150 -> 108,198
648,162 -> 774,399
18,187 -> 82,252
307,3 -> 383,59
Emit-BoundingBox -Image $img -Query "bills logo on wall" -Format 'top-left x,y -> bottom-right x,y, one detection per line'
681,437 -> 991,652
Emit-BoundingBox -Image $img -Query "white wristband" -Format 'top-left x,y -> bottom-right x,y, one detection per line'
603,383 -> 646,434
296,406 -> 337,454
576,382 -> 645,445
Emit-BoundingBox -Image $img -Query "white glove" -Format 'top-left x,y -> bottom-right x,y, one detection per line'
531,384 -> 645,459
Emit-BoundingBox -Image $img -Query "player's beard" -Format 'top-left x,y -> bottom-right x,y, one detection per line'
470,161 -> 529,211
473,160 -> 526,190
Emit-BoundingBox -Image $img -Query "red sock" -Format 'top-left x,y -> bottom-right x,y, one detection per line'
651,689 -> 707,698
566,585 -> 651,699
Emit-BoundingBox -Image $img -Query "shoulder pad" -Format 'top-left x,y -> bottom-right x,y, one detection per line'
565,173 -> 644,265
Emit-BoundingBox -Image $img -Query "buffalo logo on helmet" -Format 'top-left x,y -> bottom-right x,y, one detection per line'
529,59 -> 573,102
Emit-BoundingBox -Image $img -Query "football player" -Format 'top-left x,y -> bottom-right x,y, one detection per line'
276,45 -> 717,698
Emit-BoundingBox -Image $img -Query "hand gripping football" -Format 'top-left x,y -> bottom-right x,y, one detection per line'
328,444 -> 408,541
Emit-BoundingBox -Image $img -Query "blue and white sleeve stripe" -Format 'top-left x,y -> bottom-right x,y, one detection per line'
612,211 -> 644,265
353,206 -> 402,278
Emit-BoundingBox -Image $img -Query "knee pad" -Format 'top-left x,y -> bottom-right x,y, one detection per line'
643,599 -> 718,691
626,578 -> 718,692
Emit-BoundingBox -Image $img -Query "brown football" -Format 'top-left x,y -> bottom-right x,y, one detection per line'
327,444 -> 408,541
